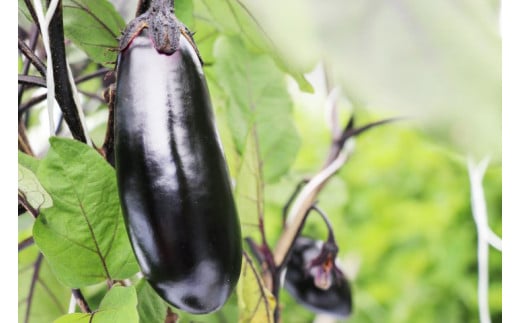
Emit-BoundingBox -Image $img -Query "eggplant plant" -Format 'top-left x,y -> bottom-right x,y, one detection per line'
18,0 -> 395,322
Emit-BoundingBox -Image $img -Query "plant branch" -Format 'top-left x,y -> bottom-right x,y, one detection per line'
74,67 -> 111,84
71,289 -> 91,313
101,86 -> 116,166
18,26 -> 41,105
19,93 -> 47,116
18,236 -> 35,252
309,204 -> 336,243
24,253 -> 43,323
19,122 -> 35,155
23,0 -> 41,31
18,75 -> 47,88
19,68 -> 110,116
272,152 -> 348,266
281,179 -> 309,227
18,37 -> 47,78
468,157 -> 502,323
18,191 -> 40,218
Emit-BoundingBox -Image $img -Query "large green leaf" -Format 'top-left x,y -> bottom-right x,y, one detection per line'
33,137 -> 138,287
193,0 -> 313,92
63,0 -> 126,66
214,35 -> 300,183
55,285 -> 138,323
237,254 -> 275,323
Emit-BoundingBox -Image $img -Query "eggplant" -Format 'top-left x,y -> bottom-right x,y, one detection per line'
283,237 -> 352,317
114,0 -> 242,314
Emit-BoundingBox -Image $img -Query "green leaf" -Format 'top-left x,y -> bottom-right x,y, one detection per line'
19,164 -> 53,211
234,129 -> 262,239
63,0 -> 126,66
135,280 -> 168,323
33,137 -> 138,287
19,151 -> 40,173
18,0 -> 33,26
214,36 -> 300,183
19,234 -> 70,323
55,285 -> 138,323
237,254 -> 275,323
193,0 -> 313,92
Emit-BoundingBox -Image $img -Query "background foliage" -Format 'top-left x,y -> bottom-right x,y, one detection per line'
18,0 -> 501,322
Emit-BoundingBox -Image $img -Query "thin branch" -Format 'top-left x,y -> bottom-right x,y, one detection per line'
467,157 -> 501,323
19,68 -> 110,115
282,180 -> 309,227
32,0 -> 58,135
101,86 -> 116,166
18,26 -> 41,104
71,289 -> 92,313
18,191 -> 40,218
18,37 -> 47,77
74,68 -> 111,84
309,205 -> 336,243
272,152 -> 348,266
19,93 -> 48,116
19,122 -> 35,155
18,75 -> 47,88
78,90 -> 104,102
23,0 -> 41,31
18,236 -> 35,252
323,117 -> 400,167
24,253 -> 44,323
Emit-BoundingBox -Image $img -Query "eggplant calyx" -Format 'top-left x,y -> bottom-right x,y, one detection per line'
307,240 -> 340,290
119,0 -> 202,61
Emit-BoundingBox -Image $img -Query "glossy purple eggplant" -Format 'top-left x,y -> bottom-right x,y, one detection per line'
113,2 -> 242,314
284,237 -> 352,317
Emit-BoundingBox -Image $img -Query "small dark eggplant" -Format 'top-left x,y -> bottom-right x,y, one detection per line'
283,237 -> 352,317
114,0 -> 242,314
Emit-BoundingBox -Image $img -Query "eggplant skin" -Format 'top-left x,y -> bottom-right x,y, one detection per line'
114,29 -> 242,314
284,237 -> 352,317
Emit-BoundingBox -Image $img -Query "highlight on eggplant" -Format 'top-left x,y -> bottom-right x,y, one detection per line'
113,0 -> 242,314
283,236 -> 353,318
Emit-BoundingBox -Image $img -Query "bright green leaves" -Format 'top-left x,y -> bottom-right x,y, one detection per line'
62,0 -> 126,66
214,36 -> 300,183
237,255 -> 276,323
55,285 -> 138,323
32,137 -> 138,287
